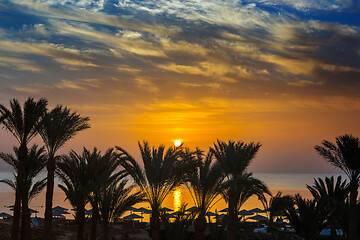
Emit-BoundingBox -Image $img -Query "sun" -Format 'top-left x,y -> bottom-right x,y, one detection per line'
174,139 -> 182,148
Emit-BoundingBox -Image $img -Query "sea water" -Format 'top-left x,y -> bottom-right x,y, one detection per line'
0,171 -> 346,222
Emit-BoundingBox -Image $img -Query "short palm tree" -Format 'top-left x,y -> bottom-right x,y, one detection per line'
86,148 -> 123,240
210,140 -> 262,240
37,105 -> 90,240
116,141 -> 185,240
0,97 -> 47,240
307,176 -> 349,238
315,134 -> 360,240
185,149 -> 225,240
57,149 -> 92,240
286,194 -> 328,240
99,180 -> 143,240
0,145 -> 47,239
267,191 -> 293,232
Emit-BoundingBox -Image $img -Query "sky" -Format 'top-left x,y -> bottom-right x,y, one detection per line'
0,0 -> 359,172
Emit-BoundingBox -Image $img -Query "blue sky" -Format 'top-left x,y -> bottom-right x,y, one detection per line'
0,0 -> 360,172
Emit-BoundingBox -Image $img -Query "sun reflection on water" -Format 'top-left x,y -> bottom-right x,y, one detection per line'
173,187 -> 182,211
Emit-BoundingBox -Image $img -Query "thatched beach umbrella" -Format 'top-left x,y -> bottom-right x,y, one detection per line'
0,212 -> 12,219
219,208 -> 228,212
185,206 -> 198,212
249,208 -> 266,214
238,210 -> 253,216
160,207 -> 173,212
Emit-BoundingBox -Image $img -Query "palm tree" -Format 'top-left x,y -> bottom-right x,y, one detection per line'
315,134 -> 360,240
57,149 -> 92,240
37,105 -> 90,240
210,140 -> 262,240
307,176 -> 349,239
286,194 -> 328,240
185,149 -> 225,240
0,145 -> 47,239
161,204 -> 196,240
86,148 -> 123,240
116,141 -> 185,240
267,191 -> 293,232
0,97 -> 47,240
99,180 -> 143,240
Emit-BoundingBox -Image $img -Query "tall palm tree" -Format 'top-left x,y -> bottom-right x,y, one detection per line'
210,140 -> 262,240
57,149 -> 92,240
0,98 -> 47,240
307,176 -> 349,239
86,148 -> 122,240
37,105 -> 90,240
116,141 -> 185,240
0,145 -> 47,240
185,149 -> 225,240
99,180 -> 143,240
315,134 -> 360,240
267,192 -> 293,232
286,194 -> 328,240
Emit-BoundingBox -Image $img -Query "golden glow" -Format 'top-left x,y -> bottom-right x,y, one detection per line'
174,139 -> 182,147
173,187 -> 182,212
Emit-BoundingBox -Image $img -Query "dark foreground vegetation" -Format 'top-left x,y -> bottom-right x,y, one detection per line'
1,97 -> 360,240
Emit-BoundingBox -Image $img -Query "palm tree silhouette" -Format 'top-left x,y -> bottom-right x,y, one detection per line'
116,141 -> 185,240
57,149 -> 93,240
267,191 -> 292,232
315,134 -> 360,240
185,148 -> 225,240
37,105 -> 90,240
286,194 -> 327,240
210,139 -> 263,240
0,145 -> 47,239
0,98 -> 47,240
86,148 -> 124,240
307,176 -> 349,239
99,179 -> 143,240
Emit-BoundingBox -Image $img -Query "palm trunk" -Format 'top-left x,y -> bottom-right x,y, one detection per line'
20,197 -> 30,240
18,143 -> 28,240
11,188 -> 21,240
267,218 -> 273,233
227,187 -> 236,240
348,181 -> 358,240
44,157 -> 55,240
194,214 -> 207,240
150,209 -> 160,240
90,204 -> 99,240
77,206 -> 86,240
103,221 -> 109,240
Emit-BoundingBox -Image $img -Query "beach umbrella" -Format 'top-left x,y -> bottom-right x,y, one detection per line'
160,207 -> 173,212
136,207 -> 150,212
0,212 -> 12,218
219,208 -> 228,212
85,209 -> 93,216
238,210 -> 254,216
53,206 -> 68,212
206,211 -> 216,217
54,210 -> 70,215
53,212 -> 65,218
248,215 -> 268,228
124,213 -> 144,219
143,209 -> 152,214
185,206 -> 198,212
127,207 -> 138,211
249,208 -> 266,214
248,215 -> 268,221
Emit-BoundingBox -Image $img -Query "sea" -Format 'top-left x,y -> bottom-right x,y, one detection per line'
0,171 -> 346,222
